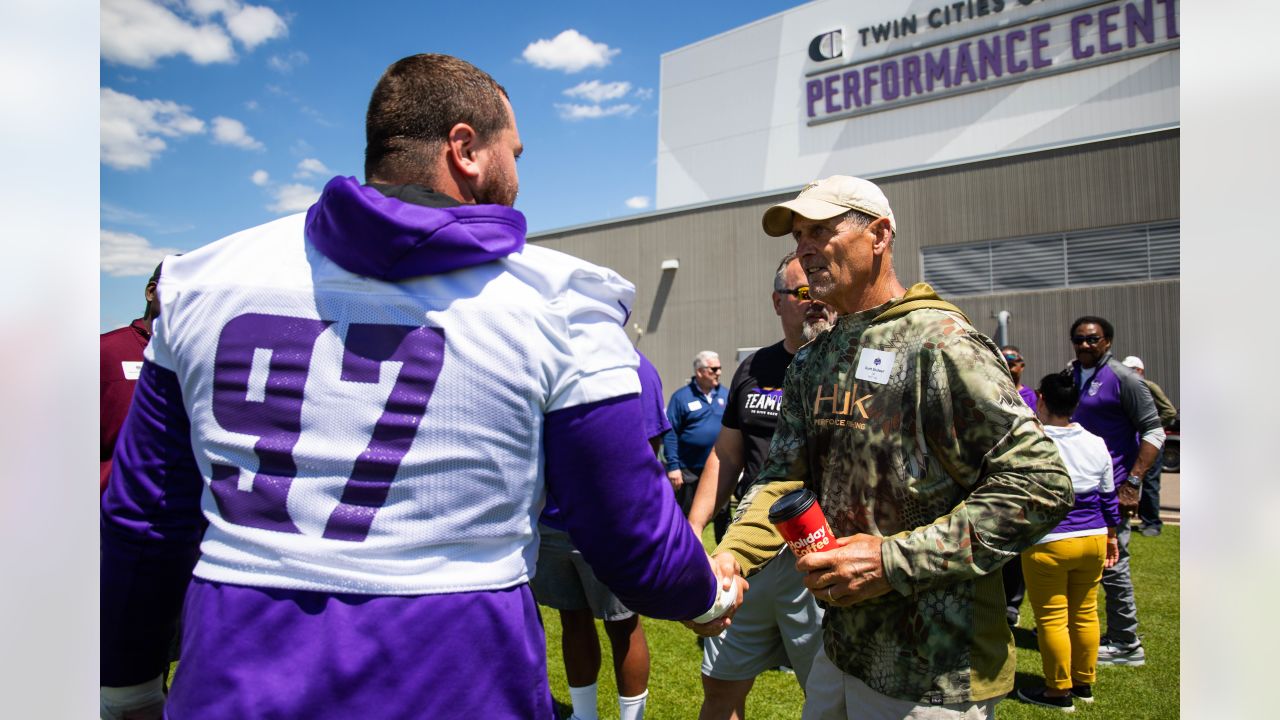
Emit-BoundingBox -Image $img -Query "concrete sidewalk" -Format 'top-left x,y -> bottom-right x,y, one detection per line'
1157,471 -> 1179,526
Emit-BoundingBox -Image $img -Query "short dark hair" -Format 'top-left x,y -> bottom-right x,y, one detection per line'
364,54 -> 510,184
1070,315 -> 1114,340
1037,371 -> 1078,417
773,251 -> 797,292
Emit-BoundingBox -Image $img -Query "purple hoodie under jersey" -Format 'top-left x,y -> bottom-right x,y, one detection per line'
101,176 -> 715,719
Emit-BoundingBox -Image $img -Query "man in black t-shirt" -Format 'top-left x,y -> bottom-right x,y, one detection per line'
686,252 -> 836,719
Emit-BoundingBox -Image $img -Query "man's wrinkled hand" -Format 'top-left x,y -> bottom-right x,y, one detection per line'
1117,484 -> 1140,518
682,552 -> 748,637
795,534 -> 892,607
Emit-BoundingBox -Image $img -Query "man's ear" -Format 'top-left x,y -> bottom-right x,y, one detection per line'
445,122 -> 481,180
772,291 -> 783,316
145,282 -> 158,303
870,217 -> 894,256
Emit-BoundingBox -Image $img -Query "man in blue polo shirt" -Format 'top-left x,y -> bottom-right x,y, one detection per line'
665,351 -> 730,536
1068,315 -> 1164,668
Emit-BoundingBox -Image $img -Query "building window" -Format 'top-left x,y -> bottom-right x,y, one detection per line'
921,220 -> 1179,296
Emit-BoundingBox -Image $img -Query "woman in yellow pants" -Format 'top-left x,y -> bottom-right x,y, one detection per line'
1017,373 -> 1120,712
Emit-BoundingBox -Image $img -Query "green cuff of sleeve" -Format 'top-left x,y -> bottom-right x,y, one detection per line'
880,532 -> 916,597
713,480 -> 801,576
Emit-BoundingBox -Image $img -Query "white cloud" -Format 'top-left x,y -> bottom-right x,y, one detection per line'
563,80 -> 631,103
294,157 -> 330,178
101,0 -> 286,68
268,50 -> 308,74
225,4 -> 287,49
625,196 -> 651,210
251,169 -> 269,186
187,0 -> 235,17
634,87 -> 655,100
101,87 -> 206,170
555,103 -> 638,121
210,116 -> 264,150
269,183 -> 320,214
523,30 -> 619,73
100,229 -> 183,277
244,99 -> 259,111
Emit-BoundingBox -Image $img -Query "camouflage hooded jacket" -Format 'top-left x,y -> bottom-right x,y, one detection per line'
714,283 -> 1072,704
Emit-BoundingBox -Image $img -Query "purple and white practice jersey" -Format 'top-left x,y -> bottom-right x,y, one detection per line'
101,177 -> 716,718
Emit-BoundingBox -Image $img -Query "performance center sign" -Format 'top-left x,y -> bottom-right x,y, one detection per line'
804,0 -> 1179,124
655,0 -> 1179,209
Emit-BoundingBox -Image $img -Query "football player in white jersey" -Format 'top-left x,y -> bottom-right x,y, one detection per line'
101,54 -> 742,720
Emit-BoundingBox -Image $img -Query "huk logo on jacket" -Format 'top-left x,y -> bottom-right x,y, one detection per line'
812,382 -> 874,429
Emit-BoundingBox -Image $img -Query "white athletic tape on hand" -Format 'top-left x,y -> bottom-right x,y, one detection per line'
691,575 -> 739,624
101,674 -> 166,720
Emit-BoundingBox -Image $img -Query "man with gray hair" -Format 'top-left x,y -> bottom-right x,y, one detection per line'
665,350 -> 730,529
686,251 -> 835,719
692,175 -> 1072,718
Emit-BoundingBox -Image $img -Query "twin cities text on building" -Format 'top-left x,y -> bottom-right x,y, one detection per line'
805,0 -> 1178,124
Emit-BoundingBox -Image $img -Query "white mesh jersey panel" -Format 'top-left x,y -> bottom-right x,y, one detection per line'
147,214 -> 640,595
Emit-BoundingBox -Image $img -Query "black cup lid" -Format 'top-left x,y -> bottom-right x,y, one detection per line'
768,488 -> 816,524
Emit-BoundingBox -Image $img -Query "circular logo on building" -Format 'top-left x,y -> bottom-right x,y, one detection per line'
808,29 -> 843,62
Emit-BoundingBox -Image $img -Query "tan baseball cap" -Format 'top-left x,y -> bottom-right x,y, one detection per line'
1121,355 -> 1144,370
762,175 -> 896,237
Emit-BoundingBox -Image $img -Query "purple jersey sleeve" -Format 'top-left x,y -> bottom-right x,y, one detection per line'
637,352 -> 671,441
543,394 -> 716,619
101,362 -> 206,686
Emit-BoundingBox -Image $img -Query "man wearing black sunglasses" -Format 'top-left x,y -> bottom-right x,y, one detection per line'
686,252 -> 835,719
665,350 -> 731,533
1067,315 -> 1165,669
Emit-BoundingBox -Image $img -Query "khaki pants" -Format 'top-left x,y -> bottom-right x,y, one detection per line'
802,647 -> 1001,720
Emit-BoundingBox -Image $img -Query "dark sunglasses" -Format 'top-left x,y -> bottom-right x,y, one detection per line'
779,285 -> 811,301
1071,334 -> 1104,346
704,366 -> 722,373
1003,354 -> 1023,363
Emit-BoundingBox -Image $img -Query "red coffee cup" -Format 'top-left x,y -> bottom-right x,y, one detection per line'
768,488 -> 836,557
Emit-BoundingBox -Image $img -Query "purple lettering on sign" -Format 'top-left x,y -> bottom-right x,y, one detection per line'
1158,0 -> 1178,39
880,60 -> 901,102
209,312 -> 446,540
210,313 -> 331,534
842,70 -> 861,109
1030,22 -> 1053,69
1127,0 -> 1155,47
1070,14 -> 1095,60
953,42 -> 977,86
924,47 -> 951,91
902,55 -> 923,96
1098,6 -> 1122,53
977,36 -> 1003,80
323,324 -> 446,541
1006,29 -> 1029,73
824,75 -> 840,114
806,79 -> 823,118
862,64 -> 879,107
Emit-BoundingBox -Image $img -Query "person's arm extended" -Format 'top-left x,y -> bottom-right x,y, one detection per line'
688,428 -> 744,537
544,394 -> 721,620
101,362 -> 206,694
877,335 -> 1074,596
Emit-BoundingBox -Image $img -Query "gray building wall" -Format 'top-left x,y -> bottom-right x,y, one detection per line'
530,129 -> 1179,408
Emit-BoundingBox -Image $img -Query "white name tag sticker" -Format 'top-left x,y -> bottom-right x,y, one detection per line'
854,349 -> 895,385
121,361 -> 144,380
687,400 -> 703,411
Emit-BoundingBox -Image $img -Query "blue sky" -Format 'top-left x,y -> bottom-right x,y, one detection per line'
100,0 -> 800,330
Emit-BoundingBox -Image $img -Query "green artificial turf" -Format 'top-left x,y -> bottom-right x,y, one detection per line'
540,525 -> 1180,719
